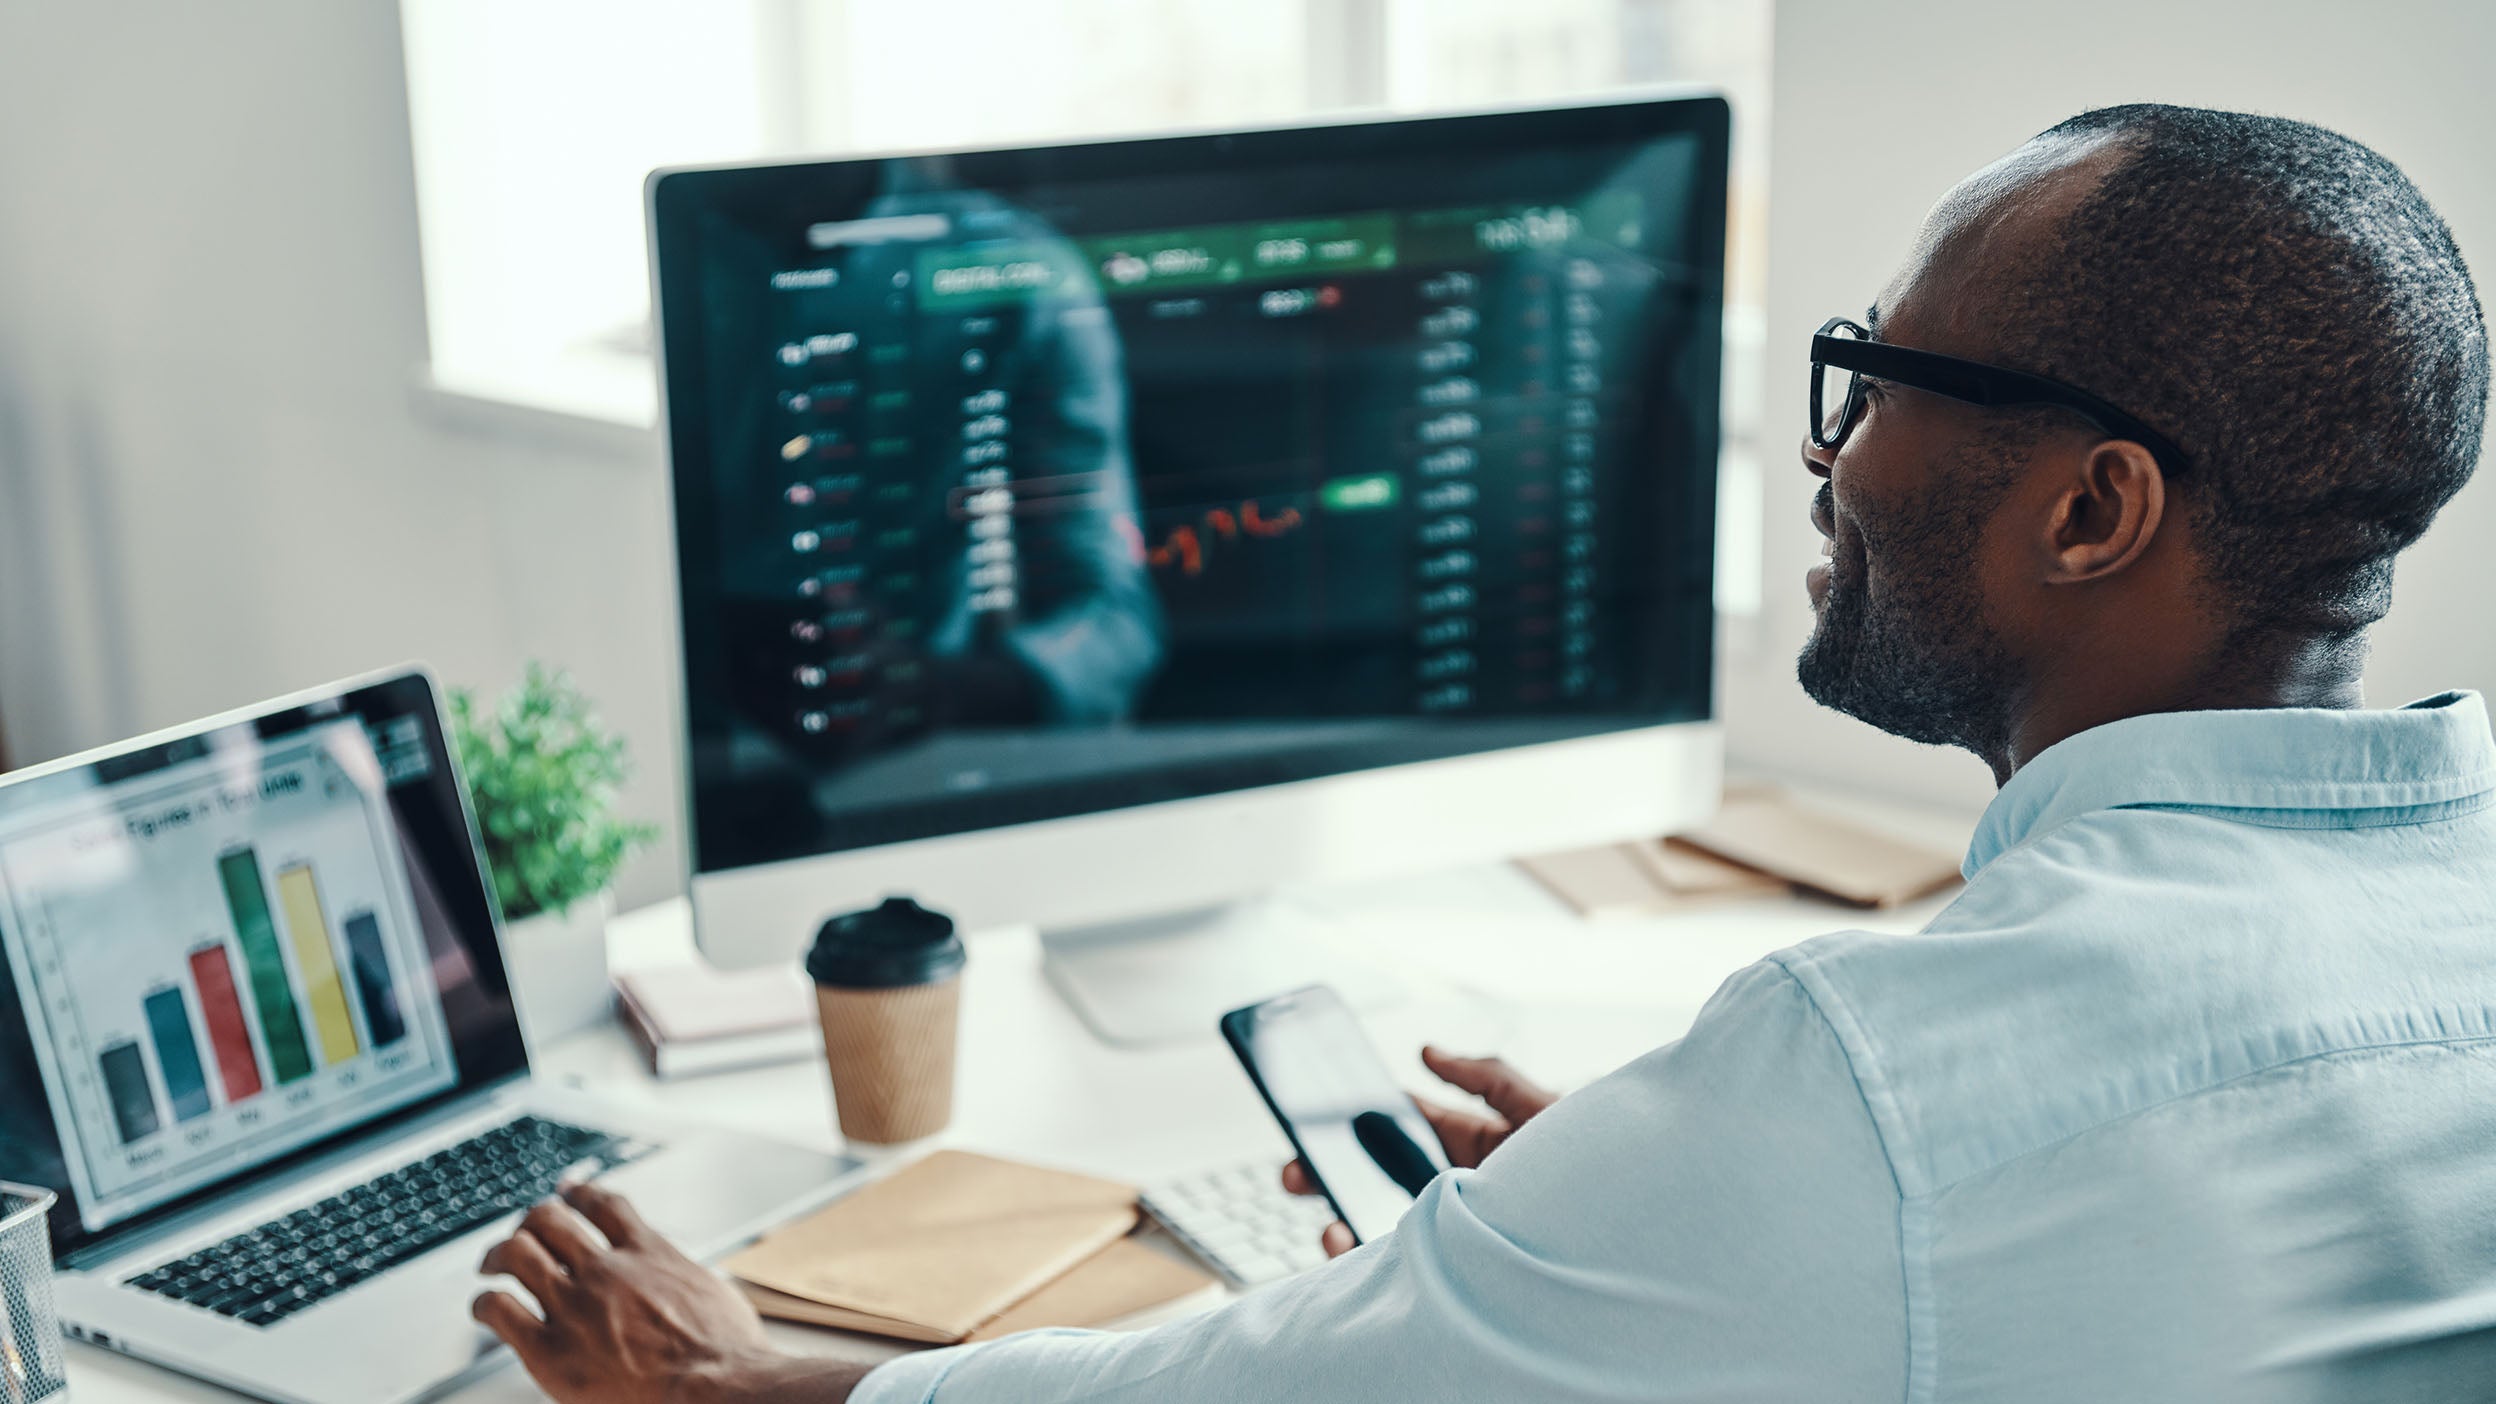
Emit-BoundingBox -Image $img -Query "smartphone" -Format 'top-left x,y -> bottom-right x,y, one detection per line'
1221,985 -> 1449,1246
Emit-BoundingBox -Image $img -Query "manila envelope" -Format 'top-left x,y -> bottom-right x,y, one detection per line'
1678,790 -> 1963,909
725,1149 -> 1141,1344
743,1236 -> 1218,1344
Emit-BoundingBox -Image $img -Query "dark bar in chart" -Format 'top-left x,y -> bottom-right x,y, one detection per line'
219,847 -> 313,1085
142,985 -> 212,1122
341,910 -> 405,1047
187,943 -> 263,1103
98,1040 -> 160,1145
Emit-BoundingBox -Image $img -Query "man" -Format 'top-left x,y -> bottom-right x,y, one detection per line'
472,104 -> 2493,1401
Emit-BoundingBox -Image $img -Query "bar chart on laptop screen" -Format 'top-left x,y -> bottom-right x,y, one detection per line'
0,722 -> 459,1225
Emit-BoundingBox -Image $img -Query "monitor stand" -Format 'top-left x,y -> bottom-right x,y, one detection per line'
1039,897 -> 1406,1047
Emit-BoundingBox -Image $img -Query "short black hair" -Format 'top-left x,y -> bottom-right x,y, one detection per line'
2000,104 -> 2488,645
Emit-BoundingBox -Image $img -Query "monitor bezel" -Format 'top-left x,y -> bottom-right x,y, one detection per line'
650,92 -> 1733,883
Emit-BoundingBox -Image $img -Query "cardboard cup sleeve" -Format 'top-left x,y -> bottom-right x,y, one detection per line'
816,976 -> 961,1144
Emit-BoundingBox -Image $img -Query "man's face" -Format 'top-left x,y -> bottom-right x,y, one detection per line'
1795,139 -> 2115,756
1794,330 -> 2023,753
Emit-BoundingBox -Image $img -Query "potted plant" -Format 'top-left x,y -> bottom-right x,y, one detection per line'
451,664 -> 657,1046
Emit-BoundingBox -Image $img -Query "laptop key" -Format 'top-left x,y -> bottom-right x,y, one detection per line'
195,1287 -> 265,1315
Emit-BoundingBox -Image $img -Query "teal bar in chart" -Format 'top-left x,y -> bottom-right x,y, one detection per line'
143,985 -> 212,1122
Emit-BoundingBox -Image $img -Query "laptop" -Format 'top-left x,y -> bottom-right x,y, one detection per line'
0,667 -> 862,1404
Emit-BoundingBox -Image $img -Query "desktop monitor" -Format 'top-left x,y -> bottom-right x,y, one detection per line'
651,95 -> 1729,1043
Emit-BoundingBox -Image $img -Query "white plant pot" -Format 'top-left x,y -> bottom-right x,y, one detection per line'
502,891 -> 616,1050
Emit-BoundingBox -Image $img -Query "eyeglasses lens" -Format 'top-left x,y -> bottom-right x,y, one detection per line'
1812,322 -> 1865,446
1815,363 -> 1856,442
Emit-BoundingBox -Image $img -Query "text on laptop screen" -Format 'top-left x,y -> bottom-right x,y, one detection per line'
0,675 -> 527,1251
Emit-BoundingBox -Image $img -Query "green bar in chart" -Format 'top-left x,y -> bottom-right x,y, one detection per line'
219,847 -> 313,1085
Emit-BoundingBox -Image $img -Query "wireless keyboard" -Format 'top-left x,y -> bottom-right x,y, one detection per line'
1143,1160 -> 1338,1290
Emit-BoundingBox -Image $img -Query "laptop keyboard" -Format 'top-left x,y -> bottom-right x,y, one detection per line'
126,1115 -> 624,1329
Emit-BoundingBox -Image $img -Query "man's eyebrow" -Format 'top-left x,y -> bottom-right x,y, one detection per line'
1863,302 -> 1884,338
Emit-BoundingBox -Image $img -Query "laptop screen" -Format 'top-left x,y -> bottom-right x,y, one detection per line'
0,670 -> 527,1259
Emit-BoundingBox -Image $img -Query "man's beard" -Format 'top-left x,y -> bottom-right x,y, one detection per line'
1796,473 -> 2021,758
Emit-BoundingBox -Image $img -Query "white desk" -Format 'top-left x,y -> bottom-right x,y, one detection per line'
61,812 -> 1972,1402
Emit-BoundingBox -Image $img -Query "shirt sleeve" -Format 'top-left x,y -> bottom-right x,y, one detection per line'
851,959 -> 1908,1404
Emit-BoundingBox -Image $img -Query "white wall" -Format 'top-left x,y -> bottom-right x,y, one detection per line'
2,2 -> 2491,905
1727,0 -> 2496,809
0,2 -> 687,904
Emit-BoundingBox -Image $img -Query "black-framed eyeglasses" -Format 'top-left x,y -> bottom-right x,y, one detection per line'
1810,316 -> 2193,476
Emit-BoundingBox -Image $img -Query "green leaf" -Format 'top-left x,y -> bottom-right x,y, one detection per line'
449,664 -> 657,926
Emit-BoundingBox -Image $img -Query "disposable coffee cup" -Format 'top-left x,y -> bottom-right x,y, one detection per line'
806,897 -> 966,1145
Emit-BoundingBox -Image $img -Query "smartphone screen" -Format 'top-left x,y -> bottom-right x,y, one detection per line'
1225,986 -> 1449,1245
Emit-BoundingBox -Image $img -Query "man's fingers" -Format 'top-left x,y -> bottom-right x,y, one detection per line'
1416,1096 -> 1505,1167
479,1231 -> 569,1306
1415,1096 -> 1500,1138
1421,1046 -> 1552,1123
1320,1222 -> 1357,1259
560,1178 -> 649,1248
1280,1160 -> 1318,1197
520,1197 -> 608,1273
1420,1045 -> 1523,1101
471,1288 -> 549,1367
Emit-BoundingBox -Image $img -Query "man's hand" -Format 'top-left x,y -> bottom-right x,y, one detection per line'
1281,1045 -> 1559,1258
472,1180 -> 867,1404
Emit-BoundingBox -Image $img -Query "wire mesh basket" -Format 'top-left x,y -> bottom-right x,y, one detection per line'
0,1184 -> 68,1403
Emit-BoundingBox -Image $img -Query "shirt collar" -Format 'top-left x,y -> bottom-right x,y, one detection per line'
1964,691 -> 2496,879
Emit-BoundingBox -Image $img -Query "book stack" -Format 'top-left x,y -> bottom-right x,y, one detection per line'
611,962 -> 818,1079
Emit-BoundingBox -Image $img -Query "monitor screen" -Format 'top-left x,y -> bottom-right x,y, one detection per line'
0,672 -> 526,1258
654,97 -> 1727,874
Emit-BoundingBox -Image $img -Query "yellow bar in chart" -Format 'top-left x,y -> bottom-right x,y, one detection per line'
276,864 -> 362,1066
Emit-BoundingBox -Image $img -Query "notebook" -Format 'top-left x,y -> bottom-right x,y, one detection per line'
611,962 -> 817,1078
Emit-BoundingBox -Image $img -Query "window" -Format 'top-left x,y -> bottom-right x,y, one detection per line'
399,0 -> 1767,606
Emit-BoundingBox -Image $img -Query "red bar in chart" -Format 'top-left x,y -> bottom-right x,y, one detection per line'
187,942 -> 263,1104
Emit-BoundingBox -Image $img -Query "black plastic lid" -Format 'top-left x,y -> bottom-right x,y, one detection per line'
806,897 -> 964,989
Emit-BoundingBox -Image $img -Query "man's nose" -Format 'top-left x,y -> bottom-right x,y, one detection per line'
1800,432 -> 1835,481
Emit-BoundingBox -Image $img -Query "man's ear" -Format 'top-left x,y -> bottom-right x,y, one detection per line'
2040,439 -> 2166,584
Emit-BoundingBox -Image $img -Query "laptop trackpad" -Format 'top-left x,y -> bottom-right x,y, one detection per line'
596,1129 -> 861,1262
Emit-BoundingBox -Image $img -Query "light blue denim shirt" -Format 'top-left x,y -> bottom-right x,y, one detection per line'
855,693 -> 2496,1403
